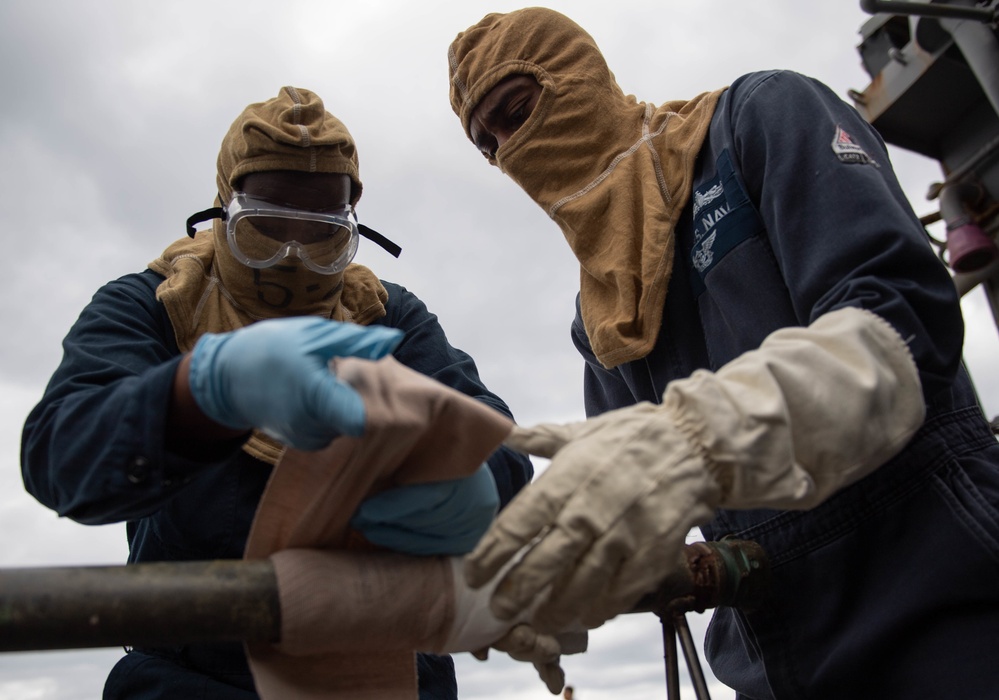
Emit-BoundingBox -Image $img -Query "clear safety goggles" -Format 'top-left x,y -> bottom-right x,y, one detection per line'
184,194 -> 402,268
223,192 -> 360,275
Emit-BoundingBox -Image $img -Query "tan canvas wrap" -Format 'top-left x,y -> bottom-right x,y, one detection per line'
243,356 -> 514,699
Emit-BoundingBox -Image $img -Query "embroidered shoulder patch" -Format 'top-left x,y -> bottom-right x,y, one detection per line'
832,126 -> 879,167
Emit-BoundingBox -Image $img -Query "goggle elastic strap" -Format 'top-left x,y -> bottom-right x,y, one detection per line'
186,207 -> 224,237
357,224 -> 402,258
184,205 -> 402,259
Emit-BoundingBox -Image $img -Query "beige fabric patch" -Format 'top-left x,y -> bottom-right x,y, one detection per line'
243,356 -> 514,699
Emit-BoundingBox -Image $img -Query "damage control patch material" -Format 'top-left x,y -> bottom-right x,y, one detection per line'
832,126 -> 879,167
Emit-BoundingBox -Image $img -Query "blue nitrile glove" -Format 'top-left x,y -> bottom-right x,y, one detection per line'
188,317 -> 403,449
350,464 -> 500,555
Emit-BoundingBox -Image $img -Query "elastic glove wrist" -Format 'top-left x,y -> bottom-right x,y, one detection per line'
662,306 -> 925,510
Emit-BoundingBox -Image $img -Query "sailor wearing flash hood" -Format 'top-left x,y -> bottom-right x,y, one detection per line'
447,8 -> 999,699
22,86 -> 533,699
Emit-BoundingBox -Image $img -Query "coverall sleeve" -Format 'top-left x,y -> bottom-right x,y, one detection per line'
729,70 -> 963,401
21,271 -> 245,525
375,281 -> 534,506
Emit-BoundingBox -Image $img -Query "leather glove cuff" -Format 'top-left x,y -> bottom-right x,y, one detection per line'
662,307 -> 925,510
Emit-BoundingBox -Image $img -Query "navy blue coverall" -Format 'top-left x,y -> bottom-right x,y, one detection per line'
22,272 -> 534,700
573,71 -> 999,699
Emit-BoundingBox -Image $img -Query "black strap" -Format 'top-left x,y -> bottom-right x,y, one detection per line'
185,207 -> 224,237
358,224 -> 402,258
183,208 -> 402,259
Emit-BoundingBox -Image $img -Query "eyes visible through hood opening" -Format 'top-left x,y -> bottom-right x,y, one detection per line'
238,171 -> 353,213
469,74 -> 543,159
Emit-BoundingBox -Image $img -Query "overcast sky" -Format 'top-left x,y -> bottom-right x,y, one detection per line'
2,2 -> 997,699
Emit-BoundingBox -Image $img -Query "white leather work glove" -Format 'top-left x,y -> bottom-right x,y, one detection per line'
471,406 -> 720,633
465,307 -> 925,633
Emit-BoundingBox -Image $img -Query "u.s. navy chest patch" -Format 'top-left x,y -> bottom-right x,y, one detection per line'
832,125 -> 879,167
692,184 -> 725,273
689,150 -> 765,283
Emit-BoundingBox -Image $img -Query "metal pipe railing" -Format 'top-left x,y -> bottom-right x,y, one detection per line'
0,540 -> 769,654
0,559 -> 280,652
